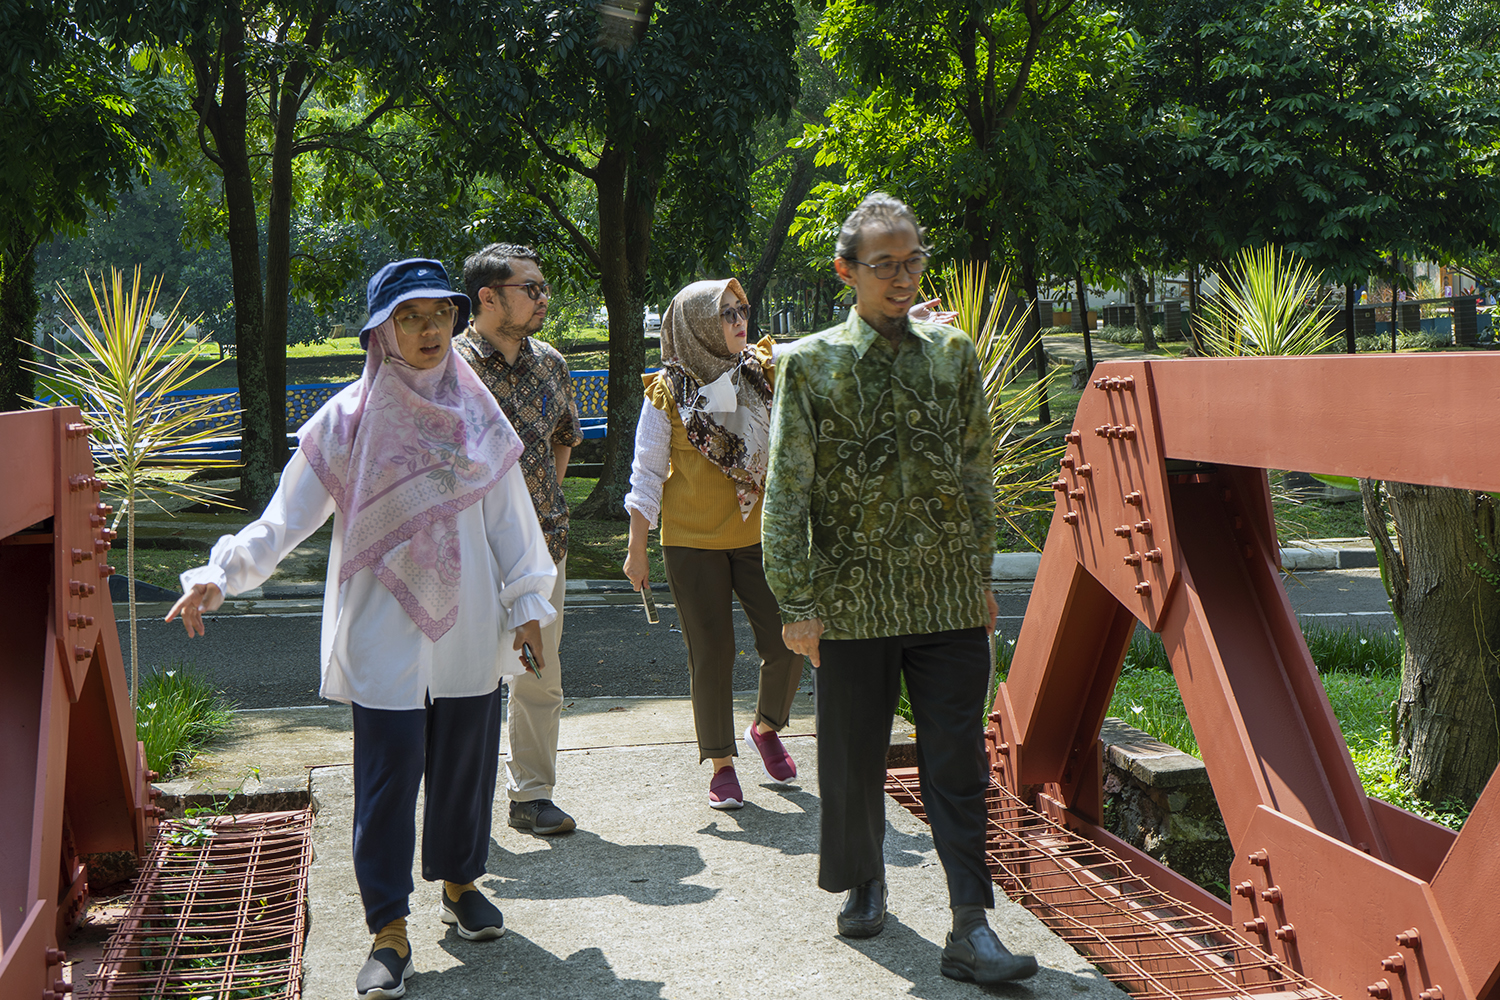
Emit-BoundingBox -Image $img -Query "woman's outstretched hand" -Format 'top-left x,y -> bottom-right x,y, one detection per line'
165,582 -> 224,637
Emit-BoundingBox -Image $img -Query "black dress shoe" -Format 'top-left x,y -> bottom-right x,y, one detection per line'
941,925 -> 1039,984
836,878 -> 887,937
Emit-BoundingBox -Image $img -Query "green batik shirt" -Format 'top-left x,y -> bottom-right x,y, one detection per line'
762,311 -> 995,640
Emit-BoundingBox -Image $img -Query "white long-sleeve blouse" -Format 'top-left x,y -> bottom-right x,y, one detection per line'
180,448 -> 557,710
622,398 -> 673,528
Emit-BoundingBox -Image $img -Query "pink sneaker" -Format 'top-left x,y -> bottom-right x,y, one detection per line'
746,723 -> 798,784
708,767 -> 744,810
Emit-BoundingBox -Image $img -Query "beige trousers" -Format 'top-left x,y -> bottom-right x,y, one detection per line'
504,554 -> 566,802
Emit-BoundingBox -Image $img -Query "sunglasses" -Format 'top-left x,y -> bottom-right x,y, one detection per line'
394,304 -> 457,335
720,304 -> 751,324
494,281 -> 551,301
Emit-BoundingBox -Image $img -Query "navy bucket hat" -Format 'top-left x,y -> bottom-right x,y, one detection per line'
360,258 -> 471,349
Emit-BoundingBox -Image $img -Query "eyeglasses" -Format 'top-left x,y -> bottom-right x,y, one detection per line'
394,304 -> 457,335
720,304 -> 751,324
494,281 -> 552,301
845,254 -> 929,280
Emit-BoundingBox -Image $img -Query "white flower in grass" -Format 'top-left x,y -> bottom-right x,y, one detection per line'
166,669 -> 177,678
146,702 -> 157,710
1131,705 -> 1145,715
1360,638 -> 1368,645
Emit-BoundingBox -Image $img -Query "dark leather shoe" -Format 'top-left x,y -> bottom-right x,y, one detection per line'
836,878 -> 887,937
941,925 -> 1039,984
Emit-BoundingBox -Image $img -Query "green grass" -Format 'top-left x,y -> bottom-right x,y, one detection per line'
563,477 -> 665,582
136,664 -> 235,779
1278,495 -> 1370,541
286,335 -> 364,358
124,548 -> 212,591
562,344 -> 663,371
987,625 -> 1471,830
1100,626 -> 1470,829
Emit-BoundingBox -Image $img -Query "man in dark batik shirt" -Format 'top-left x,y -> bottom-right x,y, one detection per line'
457,243 -> 584,836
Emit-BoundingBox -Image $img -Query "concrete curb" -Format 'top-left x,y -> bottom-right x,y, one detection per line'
153,773 -> 311,819
565,579 -> 670,593
991,545 -> 1376,581
118,545 -> 1380,618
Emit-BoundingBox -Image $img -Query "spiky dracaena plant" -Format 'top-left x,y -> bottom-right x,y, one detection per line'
29,267 -> 238,703
935,261 -> 1065,551
1199,245 -> 1338,357
1198,245 -> 1339,542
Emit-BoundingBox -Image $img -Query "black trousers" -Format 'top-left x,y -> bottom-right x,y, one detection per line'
351,687 -> 505,933
814,627 -> 995,908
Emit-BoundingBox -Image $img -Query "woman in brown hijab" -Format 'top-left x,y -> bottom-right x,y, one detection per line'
623,278 -> 802,809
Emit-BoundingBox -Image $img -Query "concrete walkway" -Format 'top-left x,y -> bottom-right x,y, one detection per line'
1042,333 -> 1170,366
200,696 -> 1125,1000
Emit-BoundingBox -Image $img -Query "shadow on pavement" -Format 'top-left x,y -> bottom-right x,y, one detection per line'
425,933 -> 669,999
482,830 -> 717,906
839,912 -> 1105,1000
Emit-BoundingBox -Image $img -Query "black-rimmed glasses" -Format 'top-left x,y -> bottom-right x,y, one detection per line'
494,281 -> 552,301
845,254 -> 929,280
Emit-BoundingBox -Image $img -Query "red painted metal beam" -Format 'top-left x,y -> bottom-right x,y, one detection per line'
0,407 -> 155,999
994,358 -> 1500,1000
1150,355 -> 1500,490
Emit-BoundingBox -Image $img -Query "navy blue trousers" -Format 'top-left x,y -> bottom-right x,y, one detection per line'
814,627 -> 995,908
351,687 -> 505,933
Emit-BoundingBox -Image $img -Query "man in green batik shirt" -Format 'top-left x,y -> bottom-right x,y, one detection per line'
762,192 -> 1037,987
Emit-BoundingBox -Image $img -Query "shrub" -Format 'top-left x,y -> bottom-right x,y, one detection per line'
137,663 -> 234,779
1354,331 -> 1450,352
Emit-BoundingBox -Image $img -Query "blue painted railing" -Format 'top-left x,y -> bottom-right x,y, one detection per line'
136,369 -> 648,461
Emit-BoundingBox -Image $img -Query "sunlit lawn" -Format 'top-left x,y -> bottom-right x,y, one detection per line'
1092,626 -> 1470,830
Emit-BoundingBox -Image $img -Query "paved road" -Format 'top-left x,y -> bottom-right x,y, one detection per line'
124,569 -> 1394,709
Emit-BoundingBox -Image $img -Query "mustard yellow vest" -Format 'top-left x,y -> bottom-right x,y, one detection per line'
642,336 -> 774,550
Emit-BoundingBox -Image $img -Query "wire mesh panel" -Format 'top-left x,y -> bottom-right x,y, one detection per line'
89,810 -> 313,999
884,770 -> 1338,1000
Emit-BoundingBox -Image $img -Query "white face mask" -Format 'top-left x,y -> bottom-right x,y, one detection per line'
694,369 -> 739,413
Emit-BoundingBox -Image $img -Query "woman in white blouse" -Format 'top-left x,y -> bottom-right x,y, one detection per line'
622,278 -> 802,811
167,258 -> 555,1000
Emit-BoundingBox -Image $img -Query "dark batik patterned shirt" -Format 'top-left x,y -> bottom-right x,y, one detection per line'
763,311 -> 995,640
454,329 -> 584,564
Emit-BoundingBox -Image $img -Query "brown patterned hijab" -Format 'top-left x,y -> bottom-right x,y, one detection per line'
659,279 -> 773,519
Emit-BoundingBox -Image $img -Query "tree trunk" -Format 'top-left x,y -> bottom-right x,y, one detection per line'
1074,270 -> 1093,371
1361,479 -> 1500,809
1133,271 -> 1156,352
746,149 -> 815,337
575,136 -> 656,520
1344,280 -> 1357,353
198,26 -> 277,512
263,11 -> 329,469
1021,256 -> 1049,425
1389,257 -> 1399,353
1185,262 -> 1202,354
264,94 -> 294,468
0,239 -> 38,412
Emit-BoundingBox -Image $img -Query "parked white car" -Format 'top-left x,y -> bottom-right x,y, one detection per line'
643,307 -> 662,335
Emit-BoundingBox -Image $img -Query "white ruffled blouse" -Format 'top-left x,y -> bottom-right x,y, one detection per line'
179,448 -> 557,710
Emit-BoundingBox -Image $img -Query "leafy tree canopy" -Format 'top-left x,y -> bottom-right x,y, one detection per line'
1120,0 -> 1500,282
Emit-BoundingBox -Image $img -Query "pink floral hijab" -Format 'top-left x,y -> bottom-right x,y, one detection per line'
299,315 -> 523,641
